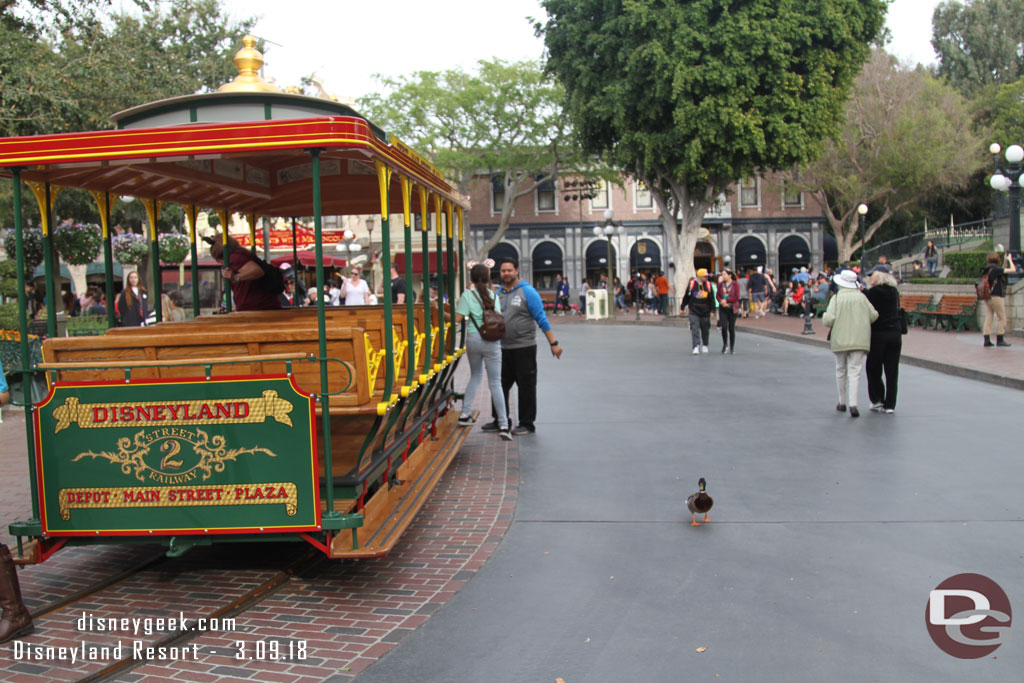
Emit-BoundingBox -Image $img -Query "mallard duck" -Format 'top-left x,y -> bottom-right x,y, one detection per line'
686,477 -> 713,526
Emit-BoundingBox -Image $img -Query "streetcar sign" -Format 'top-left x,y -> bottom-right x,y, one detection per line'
34,376 -> 320,536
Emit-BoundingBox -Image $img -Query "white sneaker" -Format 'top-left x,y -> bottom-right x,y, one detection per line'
870,403 -> 884,413
692,347 -> 700,355
884,408 -> 895,415
701,345 -> 709,354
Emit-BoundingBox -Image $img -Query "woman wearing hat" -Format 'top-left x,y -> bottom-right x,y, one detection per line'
823,270 -> 878,417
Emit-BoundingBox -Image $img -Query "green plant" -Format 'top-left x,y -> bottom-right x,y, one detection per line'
112,232 -> 149,265
0,259 -> 18,299
53,222 -> 103,265
944,252 -> 989,277
158,232 -> 191,264
906,277 -> 978,285
2,227 -> 44,274
0,302 -> 18,330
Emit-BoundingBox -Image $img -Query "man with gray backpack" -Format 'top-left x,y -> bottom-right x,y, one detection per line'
480,257 -> 564,435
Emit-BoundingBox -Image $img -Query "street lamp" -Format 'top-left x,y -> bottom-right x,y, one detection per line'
988,143 -> 1022,282
857,203 -> 869,268
593,208 -> 625,316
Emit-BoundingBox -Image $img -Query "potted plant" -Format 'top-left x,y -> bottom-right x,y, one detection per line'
2,227 -> 44,275
112,232 -> 149,265
53,222 -> 103,265
158,232 -> 191,264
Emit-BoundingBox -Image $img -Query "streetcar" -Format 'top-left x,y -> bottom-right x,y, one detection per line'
0,36 -> 470,563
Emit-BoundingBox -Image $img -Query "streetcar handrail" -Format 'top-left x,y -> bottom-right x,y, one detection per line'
37,351 -> 310,370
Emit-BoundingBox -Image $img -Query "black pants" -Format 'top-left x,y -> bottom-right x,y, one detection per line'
719,308 -> 736,350
866,331 -> 901,409
491,344 -> 538,428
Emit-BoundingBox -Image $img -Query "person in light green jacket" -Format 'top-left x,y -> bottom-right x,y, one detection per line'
823,270 -> 878,417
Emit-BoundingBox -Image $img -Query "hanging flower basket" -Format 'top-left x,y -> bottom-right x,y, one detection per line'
2,227 -> 44,275
53,222 -> 103,265
158,232 -> 191,264
112,232 -> 149,265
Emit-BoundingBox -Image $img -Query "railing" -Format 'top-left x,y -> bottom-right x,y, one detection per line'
862,219 -> 992,279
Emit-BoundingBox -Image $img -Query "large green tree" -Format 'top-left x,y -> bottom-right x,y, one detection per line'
797,50 -> 985,262
932,0 -> 1024,97
539,0 -> 886,292
359,59 -> 599,260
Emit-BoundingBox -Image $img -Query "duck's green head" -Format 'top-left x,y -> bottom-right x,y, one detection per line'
698,477 -> 706,491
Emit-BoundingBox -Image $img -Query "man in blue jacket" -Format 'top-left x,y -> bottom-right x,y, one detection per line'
481,258 -> 564,435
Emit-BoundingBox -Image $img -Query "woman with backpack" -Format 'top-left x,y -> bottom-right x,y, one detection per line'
981,251 -> 1016,347
454,264 -> 512,440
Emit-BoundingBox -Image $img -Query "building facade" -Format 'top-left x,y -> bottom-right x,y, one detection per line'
467,173 -> 836,295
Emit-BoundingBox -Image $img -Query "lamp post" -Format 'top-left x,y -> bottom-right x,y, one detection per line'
632,234 -> 644,321
988,143 -> 1022,282
562,179 -> 598,291
593,208 -> 625,317
857,203 -> 869,269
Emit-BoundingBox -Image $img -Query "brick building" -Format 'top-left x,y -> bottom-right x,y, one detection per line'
466,173 -> 837,296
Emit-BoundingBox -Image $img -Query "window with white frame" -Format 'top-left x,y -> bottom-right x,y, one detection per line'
782,181 -> 803,208
635,180 -> 653,209
739,177 -> 760,209
491,176 -> 505,213
590,179 -> 610,209
536,179 -> 556,212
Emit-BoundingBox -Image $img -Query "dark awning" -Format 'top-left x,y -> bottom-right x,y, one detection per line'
734,235 -> 766,266
628,239 -> 661,269
33,262 -> 72,282
269,250 -> 347,269
532,241 -> 563,270
778,235 -> 810,263
488,242 -> 519,266
585,240 -> 616,269
85,262 -> 124,279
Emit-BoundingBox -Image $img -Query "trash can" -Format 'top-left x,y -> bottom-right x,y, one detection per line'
586,289 -> 609,320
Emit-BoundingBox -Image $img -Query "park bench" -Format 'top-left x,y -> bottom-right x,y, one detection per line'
897,294 -> 933,328
915,295 -> 978,331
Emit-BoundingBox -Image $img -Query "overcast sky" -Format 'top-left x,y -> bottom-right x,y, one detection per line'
223,0 -> 945,102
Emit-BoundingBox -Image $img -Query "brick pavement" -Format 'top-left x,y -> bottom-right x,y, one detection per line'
549,307 -> 1024,389
0,361 -> 521,681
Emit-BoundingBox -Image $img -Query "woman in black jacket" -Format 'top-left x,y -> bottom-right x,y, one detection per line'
864,269 -> 902,414
116,270 -> 148,326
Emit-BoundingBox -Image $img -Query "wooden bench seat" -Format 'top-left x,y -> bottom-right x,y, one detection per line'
916,295 -> 977,331
106,303 -> 455,391
898,294 -> 933,328
42,326 -> 375,410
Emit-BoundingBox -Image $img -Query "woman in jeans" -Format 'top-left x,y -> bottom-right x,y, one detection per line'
717,269 -> 739,353
455,264 -> 512,440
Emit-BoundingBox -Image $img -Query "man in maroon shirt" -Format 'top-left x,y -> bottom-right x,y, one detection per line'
208,235 -> 282,311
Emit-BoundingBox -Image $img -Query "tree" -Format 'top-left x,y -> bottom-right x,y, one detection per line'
797,51 -> 985,262
539,0 -> 886,293
932,0 -> 1024,97
0,0 -> 255,137
359,59 -> 598,260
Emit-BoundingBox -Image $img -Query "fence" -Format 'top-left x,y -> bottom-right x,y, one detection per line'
862,220 -> 992,279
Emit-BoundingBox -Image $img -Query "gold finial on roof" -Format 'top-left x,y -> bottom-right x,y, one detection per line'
218,34 -> 281,93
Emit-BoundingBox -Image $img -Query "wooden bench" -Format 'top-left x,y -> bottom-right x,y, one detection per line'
916,295 -> 978,331
106,304 -> 454,392
897,294 -> 933,328
40,325 -> 397,486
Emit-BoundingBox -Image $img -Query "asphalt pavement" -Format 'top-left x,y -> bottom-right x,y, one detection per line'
356,323 -> 1024,683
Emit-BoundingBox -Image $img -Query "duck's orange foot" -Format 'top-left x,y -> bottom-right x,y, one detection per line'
703,514 -> 711,522
691,514 -> 701,527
